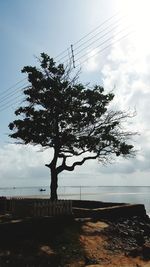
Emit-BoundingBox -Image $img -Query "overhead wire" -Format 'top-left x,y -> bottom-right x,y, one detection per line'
75,31 -> 133,69
0,78 -> 28,113
0,83 -> 28,104
0,34 -> 131,112
57,18 -> 122,63
0,12 -> 132,113
62,24 -> 130,66
57,17 -> 130,67
55,12 -> 121,63
0,31 -> 132,113
75,27 -> 131,63
0,12 -> 122,101
0,78 -> 27,97
73,17 -> 124,52
74,12 -> 120,46
0,95 -> 25,113
0,82 -> 29,113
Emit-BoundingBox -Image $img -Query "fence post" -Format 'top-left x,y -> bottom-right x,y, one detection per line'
1,198 -> 72,217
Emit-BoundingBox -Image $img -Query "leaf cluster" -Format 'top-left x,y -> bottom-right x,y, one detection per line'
9,53 -> 135,166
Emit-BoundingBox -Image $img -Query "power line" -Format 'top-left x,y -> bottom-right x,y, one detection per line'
0,95 -> 24,113
74,18 -> 126,53
0,78 -> 27,97
0,31 -> 132,112
0,12 -> 122,103
1,20 -> 120,103
0,12 -> 132,113
54,48 -> 69,61
56,12 -> 121,63
0,30 -> 132,113
74,12 -> 120,46
62,25 -> 130,66
59,18 -> 129,66
75,27 -> 131,63
75,31 -> 132,69
0,99 -> 25,113
0,83 -> 28,104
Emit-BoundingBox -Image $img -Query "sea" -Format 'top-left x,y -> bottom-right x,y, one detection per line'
0,186 -> 150,215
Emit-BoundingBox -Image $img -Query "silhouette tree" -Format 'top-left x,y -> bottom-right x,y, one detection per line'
9,53 -> 135,200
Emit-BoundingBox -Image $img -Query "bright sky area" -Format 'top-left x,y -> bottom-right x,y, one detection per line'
0,0 -> 150,188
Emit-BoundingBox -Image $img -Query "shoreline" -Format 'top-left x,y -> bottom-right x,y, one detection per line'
1,185 -> 150,215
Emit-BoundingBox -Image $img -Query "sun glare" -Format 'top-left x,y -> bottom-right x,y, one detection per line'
118,0 -> 150,56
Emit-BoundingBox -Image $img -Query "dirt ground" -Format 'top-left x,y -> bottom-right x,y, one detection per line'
79,220 -> 150,267
0,215 -> 150,266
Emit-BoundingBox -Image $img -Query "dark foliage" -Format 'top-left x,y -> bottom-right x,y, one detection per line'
9,53 -> 135,199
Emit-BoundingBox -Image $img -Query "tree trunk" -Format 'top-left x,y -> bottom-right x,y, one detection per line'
50,168 -> 58,201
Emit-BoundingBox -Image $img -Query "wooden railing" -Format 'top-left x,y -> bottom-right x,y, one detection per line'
0,197 -> 72,217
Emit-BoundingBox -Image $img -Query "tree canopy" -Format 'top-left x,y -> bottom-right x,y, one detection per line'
9,53 -> 135,200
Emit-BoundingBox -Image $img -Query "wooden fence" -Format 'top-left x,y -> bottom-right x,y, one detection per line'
0,197 -> 72,217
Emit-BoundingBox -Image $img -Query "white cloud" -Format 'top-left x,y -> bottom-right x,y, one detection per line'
100,30 -> 150,182
82,48 -> 101,72
1,140 -> 150,188
0,144 -> 51,187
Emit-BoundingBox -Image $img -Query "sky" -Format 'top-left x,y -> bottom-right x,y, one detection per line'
0,0 -> 150,188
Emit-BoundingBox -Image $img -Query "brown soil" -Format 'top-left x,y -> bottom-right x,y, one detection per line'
0,215 -> 150,267
79,220 -> 150,267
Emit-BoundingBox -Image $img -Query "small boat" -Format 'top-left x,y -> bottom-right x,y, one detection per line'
39,188 -> 46,192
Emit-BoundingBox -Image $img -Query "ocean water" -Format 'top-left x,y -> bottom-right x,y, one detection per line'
0,186 -> 150,214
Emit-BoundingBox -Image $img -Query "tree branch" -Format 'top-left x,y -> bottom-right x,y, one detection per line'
57,153 -> 99,174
